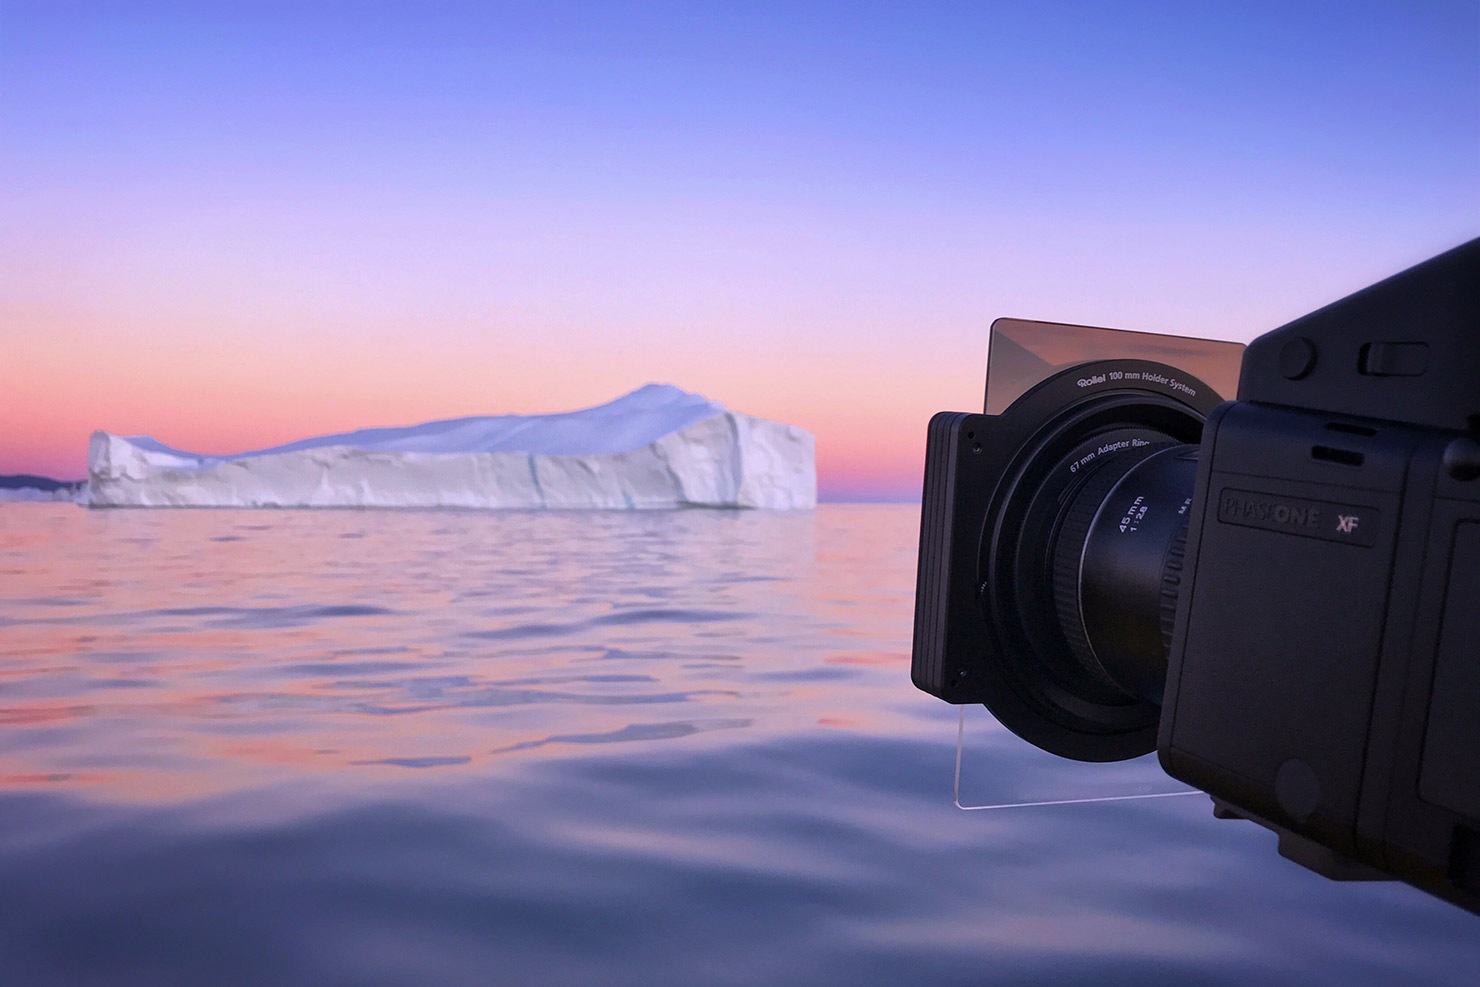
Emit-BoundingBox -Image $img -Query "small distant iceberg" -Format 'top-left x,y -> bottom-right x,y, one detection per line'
0,475 -> 87,503
86,384 -> 816,510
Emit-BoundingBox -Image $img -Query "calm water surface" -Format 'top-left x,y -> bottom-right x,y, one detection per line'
0,504 -> 1474,986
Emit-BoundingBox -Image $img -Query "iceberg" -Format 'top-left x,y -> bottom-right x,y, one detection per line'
86,384 -> 816,510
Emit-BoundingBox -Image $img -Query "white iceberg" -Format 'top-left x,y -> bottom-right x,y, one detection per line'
86,384 -> 816,510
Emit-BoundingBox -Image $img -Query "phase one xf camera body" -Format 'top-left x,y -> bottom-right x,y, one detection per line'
912,239 -> 1480,912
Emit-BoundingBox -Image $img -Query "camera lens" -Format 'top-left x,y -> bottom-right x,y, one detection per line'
964,360 -> 1223,762
1051,444 -> 1197,706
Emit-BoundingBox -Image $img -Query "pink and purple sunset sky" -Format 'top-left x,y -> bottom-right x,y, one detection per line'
2,2 -> 1476,499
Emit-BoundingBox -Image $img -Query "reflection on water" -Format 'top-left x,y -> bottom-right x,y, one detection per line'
0,504 -> 1474,985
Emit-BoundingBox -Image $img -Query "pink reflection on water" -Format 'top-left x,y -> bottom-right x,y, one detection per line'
0,504 -> 927,803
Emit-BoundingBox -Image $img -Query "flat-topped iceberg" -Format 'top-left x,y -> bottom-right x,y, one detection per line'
86,385 -> 816,510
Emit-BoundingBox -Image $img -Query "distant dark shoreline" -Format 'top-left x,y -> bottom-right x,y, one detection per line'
0,474 -> 85,492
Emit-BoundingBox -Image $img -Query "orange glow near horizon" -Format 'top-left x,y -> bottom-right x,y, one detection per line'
4,6 -> 1472,495
1,297 -> 978,497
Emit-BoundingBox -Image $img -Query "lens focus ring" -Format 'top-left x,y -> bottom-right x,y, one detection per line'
1049,448 -> 1159,697
1159,521 -> 1188,660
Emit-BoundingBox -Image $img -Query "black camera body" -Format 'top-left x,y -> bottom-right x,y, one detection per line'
913,239 -> 1480,912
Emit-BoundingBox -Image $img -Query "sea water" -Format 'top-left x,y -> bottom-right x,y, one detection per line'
0,504 -> 1474,986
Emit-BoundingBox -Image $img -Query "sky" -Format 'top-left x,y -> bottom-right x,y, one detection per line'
2,1 -> 1476,499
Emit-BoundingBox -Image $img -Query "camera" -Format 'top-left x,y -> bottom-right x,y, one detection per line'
912,239 -> 1480,913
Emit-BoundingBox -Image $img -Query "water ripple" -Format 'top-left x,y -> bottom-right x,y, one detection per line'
0,504 -> 1473,985
491,718 -> 754,753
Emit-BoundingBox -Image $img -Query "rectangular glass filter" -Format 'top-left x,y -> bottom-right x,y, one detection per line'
985,319 -> 1246,415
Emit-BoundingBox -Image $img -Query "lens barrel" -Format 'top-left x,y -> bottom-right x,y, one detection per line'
1051,444 -> 1198,706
